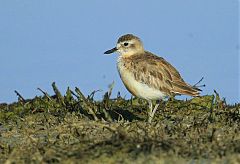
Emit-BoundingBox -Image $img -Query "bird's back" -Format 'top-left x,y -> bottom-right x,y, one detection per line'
118,51 -> 201,98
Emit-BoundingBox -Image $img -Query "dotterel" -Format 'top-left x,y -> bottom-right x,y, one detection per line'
104,34 -> 201,123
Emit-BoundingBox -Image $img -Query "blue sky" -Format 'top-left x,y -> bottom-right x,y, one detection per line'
0,1 -> 239,103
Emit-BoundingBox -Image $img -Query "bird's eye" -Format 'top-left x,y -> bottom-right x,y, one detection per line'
124,42 -> 129,46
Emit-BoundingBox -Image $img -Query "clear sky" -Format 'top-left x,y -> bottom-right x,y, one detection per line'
0,1 -> 239,103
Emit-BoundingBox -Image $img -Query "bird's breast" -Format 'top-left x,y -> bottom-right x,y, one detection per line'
117,57 -> 166,100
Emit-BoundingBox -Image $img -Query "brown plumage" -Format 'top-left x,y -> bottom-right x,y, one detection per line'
120,52 -> 201,97
104,34 -> 201,123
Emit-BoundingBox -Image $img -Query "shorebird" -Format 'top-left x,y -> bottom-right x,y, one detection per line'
104,34 -> 201,123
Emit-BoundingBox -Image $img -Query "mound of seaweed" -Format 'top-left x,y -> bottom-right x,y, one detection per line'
0,82 -> 239,163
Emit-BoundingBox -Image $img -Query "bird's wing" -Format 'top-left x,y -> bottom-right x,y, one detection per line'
130,52 -> 200,96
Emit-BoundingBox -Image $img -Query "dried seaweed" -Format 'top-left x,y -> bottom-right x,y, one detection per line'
0,83 -> 239,163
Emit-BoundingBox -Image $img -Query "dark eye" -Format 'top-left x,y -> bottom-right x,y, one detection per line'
124,42 -> 129,46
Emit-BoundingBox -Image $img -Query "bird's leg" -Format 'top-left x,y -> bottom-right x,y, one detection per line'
151,104 -> 159,118
148,100 -> 153,112
149,104 -> 159,123
147,100 -> 153,123
148,101 -> 160,123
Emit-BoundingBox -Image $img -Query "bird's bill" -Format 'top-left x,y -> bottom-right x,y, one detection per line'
104,47 -> 117,54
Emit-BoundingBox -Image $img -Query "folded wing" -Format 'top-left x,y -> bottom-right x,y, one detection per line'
130,52 -> 201,97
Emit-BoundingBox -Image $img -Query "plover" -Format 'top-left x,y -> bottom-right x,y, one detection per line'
104,34 -> 201,123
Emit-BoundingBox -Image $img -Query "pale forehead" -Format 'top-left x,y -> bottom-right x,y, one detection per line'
117,34 -> 141,43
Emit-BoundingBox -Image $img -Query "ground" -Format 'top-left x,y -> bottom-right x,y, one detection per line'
0,83 -> 239,163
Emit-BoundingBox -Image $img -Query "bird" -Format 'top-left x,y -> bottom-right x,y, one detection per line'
104,34 -> 201,123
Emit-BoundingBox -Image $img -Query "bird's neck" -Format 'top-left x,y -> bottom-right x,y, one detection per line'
119,49 -> 145,58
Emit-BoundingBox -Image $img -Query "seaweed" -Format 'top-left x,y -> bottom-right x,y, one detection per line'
0,83 -> 239,163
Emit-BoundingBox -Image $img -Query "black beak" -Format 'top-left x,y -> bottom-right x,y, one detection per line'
104,47 -> 117,54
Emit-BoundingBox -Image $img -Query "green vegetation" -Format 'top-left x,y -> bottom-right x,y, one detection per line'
0,83 -> 239,163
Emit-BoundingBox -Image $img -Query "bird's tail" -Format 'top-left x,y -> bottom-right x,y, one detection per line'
172,81 -> 202,97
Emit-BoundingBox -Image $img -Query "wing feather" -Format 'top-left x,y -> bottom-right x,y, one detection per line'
128,52 -> 200,96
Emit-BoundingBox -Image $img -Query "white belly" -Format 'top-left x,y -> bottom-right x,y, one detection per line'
117,61 -> 166,100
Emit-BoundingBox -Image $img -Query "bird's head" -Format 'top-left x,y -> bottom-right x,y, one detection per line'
104,34 -> 144,57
